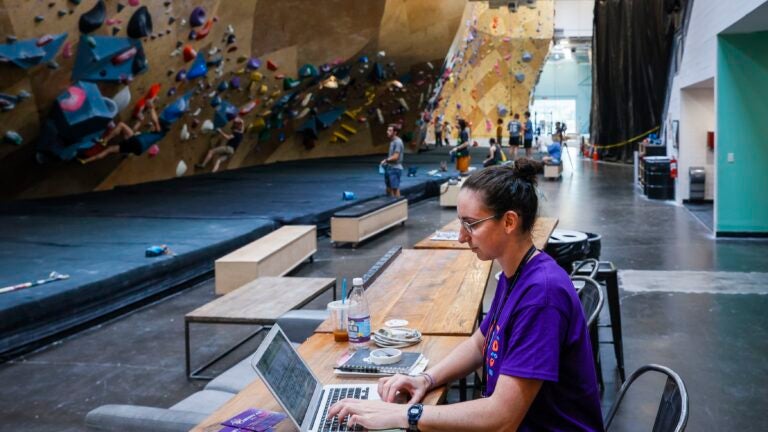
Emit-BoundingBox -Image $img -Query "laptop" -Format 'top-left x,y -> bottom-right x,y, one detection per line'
250,325 -> 380,432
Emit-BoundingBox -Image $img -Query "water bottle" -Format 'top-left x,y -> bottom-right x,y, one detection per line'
347,277 -> 371,349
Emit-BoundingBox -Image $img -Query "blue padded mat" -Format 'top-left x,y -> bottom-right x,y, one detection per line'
0,152 -> 455,357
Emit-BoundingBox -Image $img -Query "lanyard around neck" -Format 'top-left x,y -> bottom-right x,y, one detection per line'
481,244 -> 537,397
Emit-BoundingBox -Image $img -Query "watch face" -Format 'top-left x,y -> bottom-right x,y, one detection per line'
409,406 -> 419,415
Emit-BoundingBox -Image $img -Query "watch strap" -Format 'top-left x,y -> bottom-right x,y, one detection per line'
407,403 -> 423,431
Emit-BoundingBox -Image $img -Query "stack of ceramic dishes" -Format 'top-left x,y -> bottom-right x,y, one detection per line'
372,319 -> 422,348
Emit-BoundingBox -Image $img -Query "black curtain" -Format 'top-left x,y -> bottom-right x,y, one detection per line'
590,0 -> 682,161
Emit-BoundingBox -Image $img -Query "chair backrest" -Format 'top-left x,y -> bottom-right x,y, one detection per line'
605,364 -> 689,432
571,258 -> 600,279
572,275 -> 604,327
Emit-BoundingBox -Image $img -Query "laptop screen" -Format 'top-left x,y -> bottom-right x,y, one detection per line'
255,329 -> 318,426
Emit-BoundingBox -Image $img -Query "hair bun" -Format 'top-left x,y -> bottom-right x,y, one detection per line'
512,158 -> 538,185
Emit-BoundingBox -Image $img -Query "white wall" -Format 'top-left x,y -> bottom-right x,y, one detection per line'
678,87 -> 715,202
554,0 -> 593,37
665,0 -> 767,204
678,0 -> 766,88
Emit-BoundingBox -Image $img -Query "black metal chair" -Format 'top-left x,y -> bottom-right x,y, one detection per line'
571,258 -> 600,280
573,275 -> 604,327
605,364 -> 689,432
572,275 -> 604,390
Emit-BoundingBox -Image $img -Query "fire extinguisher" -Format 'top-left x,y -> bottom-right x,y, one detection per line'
670,157 -> 678,179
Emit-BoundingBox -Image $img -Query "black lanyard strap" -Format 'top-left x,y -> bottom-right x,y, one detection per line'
481,245 -> 537,396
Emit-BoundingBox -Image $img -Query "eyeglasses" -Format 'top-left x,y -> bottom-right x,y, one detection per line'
459,215 -> 497,234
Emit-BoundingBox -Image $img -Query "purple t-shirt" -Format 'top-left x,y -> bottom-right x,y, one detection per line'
480,252 -> 604,431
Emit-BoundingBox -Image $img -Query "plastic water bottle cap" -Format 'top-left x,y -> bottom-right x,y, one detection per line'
352,277 -> 364,286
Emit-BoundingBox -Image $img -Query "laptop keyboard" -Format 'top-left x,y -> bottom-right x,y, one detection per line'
318,387 -> 369,432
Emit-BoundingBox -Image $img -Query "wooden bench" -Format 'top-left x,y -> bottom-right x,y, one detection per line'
544,162 -> 563,180
186,276 -> 335,379
330,197 -> 407,247
215,225 -> 317,295
439,177 -> 465,207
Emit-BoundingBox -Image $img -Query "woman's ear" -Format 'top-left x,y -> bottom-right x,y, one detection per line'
503,210 -> 520,234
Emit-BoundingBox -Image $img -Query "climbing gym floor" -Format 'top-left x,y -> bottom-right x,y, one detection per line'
0,149 -> 462,359
2,148 -> 768,431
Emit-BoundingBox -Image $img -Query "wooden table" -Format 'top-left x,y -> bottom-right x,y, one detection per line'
185,277 -> 336,379
191,334 -> 467,432
315,249 -> 492,336
413,216 -> 559,250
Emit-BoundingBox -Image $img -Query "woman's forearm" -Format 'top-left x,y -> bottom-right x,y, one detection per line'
425,331 -> 483,389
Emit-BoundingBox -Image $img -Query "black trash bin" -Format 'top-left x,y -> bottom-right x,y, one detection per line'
545,229 -> 589,272
585,232 -> 601,260
644,157 -> 675,200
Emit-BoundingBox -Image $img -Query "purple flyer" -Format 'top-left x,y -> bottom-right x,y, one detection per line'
221,408 -> 288,432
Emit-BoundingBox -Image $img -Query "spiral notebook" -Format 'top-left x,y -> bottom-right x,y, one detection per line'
334,349 -> 428,377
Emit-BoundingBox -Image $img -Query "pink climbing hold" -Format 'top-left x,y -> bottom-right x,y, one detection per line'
129,0 -> 140,6
60,86 -> 87,112
147,144 -> 160,157
112,47 -> 137,65
36,34 -> 54,47
62,41 -> 73,59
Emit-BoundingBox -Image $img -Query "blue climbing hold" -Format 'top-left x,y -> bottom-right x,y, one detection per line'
186,52 -> 208,79
0,33 -> 68,69
72,35 -> 147,83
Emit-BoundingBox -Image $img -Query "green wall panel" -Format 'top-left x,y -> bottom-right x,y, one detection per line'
716,32 -> 768,233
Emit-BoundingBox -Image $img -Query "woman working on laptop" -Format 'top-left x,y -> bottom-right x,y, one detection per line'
329,160 -> 604,431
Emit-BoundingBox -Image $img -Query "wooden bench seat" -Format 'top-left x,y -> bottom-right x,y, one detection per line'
331,197 -> 407,247
439,177 -> 465,207
544,163 -> 563,180
215,225 -> 316,295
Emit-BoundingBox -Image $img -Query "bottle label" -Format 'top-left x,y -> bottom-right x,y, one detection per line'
347,316 -> 371,343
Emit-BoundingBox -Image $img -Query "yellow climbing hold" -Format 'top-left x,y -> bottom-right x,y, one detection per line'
340,124 -> 357,135
333,132 -> 349,142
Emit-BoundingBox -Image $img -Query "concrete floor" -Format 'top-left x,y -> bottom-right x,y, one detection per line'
1,150 -> 767,431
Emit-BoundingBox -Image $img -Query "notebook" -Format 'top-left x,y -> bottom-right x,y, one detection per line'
250,325 -> 380,432
430,231 -> 460,241
334,349 -> 428,377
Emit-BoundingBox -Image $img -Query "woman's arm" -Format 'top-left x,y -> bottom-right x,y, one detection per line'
330,374 -> 542,431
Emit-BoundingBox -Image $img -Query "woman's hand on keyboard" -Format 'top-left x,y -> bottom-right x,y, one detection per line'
328,399 -> 409,431
378,373 -> 428,404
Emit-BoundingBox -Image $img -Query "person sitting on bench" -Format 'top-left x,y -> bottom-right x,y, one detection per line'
196,116 -> 246,173
543,141 -> 562,165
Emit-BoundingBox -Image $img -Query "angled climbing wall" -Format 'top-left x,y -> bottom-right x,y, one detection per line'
436,1 -> 554,137
0,0 -> 465,200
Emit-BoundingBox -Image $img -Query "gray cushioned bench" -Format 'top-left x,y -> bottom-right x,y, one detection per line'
85,356 -> 260,431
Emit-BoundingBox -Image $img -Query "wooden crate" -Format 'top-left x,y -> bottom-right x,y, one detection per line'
215,226 -> 317,295
331,199 -> 408,246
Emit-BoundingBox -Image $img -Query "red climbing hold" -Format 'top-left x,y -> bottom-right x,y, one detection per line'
266,60 -> 278,71
183,45 -> 197,62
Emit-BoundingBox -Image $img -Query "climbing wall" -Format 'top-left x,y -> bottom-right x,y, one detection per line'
0,0 -> 465,199
436,1 -> 553,137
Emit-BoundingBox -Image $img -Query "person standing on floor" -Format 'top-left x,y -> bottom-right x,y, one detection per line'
380,124 -> 404,198
443,121 -> 453,147
508,113 -> 522,160
449,119 -> 471,175
523,111 -> 534,158
434,116 -> 443,148
496,118 -> 504,150
328,161 -> 604,432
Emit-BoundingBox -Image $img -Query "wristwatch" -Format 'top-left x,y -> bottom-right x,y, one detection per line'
407,403 -> 423,431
